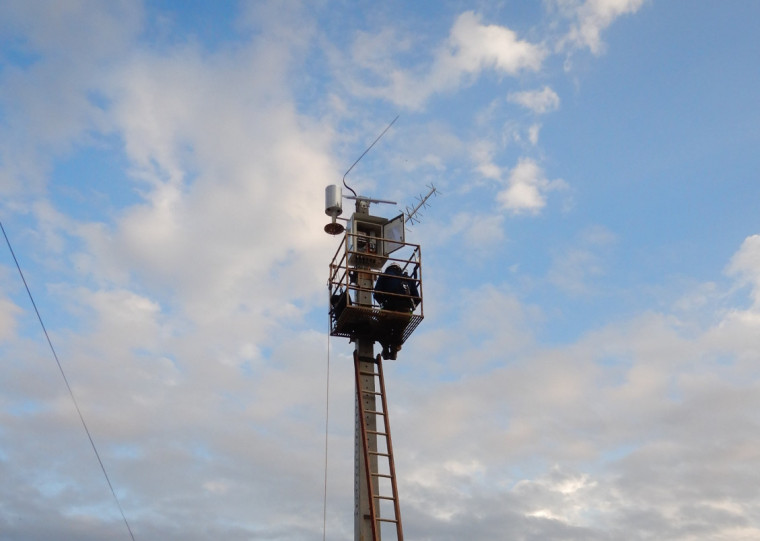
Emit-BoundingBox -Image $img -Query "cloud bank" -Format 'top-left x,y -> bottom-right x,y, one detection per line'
5,1 -> 760,540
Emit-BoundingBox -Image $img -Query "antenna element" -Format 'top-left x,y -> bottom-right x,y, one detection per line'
404,184 -> 438,225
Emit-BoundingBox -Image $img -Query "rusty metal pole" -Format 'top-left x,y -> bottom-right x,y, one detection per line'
354,200 -> 380,541
355,338 -> 378,541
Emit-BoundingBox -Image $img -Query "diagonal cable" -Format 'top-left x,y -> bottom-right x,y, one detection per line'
1,220 -> 136,541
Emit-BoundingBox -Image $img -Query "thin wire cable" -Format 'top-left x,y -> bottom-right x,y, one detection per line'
1,220 -> 136,541
322,321 -> 332,541
342,114 -> 399,198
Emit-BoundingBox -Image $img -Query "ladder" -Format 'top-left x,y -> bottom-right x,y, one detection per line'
354,352 -> 404,540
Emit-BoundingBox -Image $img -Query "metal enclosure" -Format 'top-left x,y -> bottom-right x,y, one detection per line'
325,184 -> 343,217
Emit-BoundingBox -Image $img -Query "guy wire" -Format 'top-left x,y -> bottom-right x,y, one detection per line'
0,219 -> 136,541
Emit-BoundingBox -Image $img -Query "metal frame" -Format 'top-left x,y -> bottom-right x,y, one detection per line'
328,232 -> 424,345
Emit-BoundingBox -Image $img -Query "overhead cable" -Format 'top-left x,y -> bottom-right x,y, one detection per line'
0,220 -> 136,541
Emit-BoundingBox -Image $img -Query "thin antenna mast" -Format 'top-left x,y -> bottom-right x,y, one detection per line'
342,115 -> 400,197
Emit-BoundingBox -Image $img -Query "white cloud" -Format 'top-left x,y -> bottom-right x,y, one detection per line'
429,211 -> 506,256
469,138 -> 501,181
476,160 -> 502,179
440,11 -> 546,77
556,0 -> 648,54
528,123 -> 541,145
508,86 -> 561,114
343,11 -> 546,109
497,157 -> 567,214
0,296 -> 22,342
3,2 -> 758,540
90,40 -> 339,327
725,234 -> 760,308
0,0 -> 142,194
0,0 -> 142,60
392,246 -> 760,537
548,225 -> 617,295
548,247 -> 606,295
0,6 -> 343,534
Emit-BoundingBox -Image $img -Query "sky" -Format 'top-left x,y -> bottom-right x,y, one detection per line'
1,1 -> 760,539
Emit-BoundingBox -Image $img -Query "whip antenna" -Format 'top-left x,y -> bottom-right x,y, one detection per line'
342,115 -> 399,197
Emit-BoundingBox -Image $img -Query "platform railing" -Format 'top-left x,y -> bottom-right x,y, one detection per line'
328,232 -> 424,342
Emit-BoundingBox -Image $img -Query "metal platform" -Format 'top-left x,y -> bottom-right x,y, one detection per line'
328,232 -> 424,347
331,304 -> 423,345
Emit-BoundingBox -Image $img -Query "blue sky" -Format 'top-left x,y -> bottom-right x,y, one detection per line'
2,1 -> 760,539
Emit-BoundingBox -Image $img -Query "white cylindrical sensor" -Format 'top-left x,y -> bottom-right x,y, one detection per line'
325,184 -> 343,217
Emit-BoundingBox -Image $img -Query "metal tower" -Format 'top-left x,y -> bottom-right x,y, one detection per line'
326,185 -> 424,541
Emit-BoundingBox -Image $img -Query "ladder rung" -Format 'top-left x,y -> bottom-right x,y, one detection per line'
355,357 -> 403,537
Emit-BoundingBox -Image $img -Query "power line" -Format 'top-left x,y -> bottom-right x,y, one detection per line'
0,220 -> 136,541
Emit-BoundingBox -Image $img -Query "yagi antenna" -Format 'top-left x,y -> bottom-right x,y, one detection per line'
342,115 -> 399,198
404,183 -> 438,225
